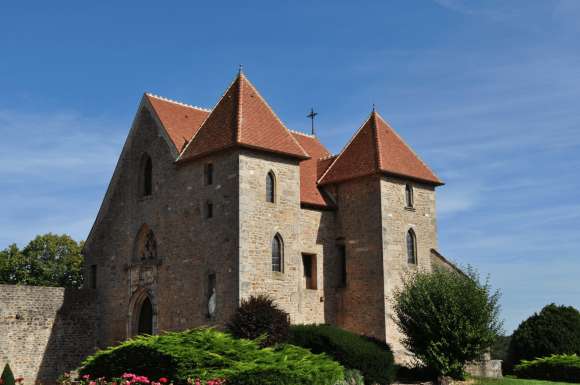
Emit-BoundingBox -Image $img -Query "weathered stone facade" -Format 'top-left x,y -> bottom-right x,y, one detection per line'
83,73 -> 459,362
0,285 -> 96,384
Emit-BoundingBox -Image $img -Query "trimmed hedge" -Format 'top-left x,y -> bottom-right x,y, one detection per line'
514,354 -> 580,383
288,324 -> 396,385
80,328 -> 344,385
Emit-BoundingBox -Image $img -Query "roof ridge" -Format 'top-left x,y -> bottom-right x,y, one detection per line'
289,129 -> 316,138
241,75 -> 309,158
146,93 -> 211,112
318,154 -> 337,161
371,111 -> 382,172
374,111 -> 442,183
236,74 -> 243,142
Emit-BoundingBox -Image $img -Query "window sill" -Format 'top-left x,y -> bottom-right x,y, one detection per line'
404,206 -> 416,212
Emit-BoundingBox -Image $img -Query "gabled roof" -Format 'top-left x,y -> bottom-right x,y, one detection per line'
179,73 -> 309,162
145,93 -> 210,152
291,131 -> 333,208
319,111 -> 443,186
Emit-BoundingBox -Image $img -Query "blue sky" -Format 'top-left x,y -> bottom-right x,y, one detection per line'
1,0 -> 579,333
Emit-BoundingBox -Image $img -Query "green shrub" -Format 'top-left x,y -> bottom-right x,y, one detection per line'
288,324 -> 395,385
227,295 -> 290,347
514,354 -> 580,383
506,304 -> 580,372
80,328 -> 343,385
392,267 -> 502,380
1,363 -> 15,385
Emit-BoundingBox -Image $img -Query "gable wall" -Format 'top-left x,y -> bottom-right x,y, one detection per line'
83,108 -> 239,348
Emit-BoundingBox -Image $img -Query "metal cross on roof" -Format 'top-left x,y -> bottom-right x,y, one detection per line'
307,108 -> 318,136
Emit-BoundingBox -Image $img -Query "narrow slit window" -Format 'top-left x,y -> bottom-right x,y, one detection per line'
272,234 -> 283,272
143,155 -> 153,196
407,229 -> 417,264
405,184 -> 413,208
266,171 -> 275,203
205,163 -> 214,185
206,201 -> 213,219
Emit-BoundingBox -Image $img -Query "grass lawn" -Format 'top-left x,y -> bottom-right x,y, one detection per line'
474,376 -> 574,385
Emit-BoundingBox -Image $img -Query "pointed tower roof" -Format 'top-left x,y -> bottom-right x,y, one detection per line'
319,111 -> 443,186
179,73 -> 309,162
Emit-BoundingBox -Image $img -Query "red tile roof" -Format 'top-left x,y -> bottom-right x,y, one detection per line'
319,111 -> 443,186
145,94 -> 210,152
291,132 -> 333,208
179,73 -> 309,162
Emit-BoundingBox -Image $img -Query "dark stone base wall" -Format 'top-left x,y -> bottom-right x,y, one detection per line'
0,284 -> 97,385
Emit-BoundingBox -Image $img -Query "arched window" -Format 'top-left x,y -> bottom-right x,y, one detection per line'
137,296 -> 153,335
405,184 -> 413,208
266,171 -> 275,203
143,154 -> 153,196
272,234 -> 283,272
134,224 -> 158,262
406,229 -> 417,264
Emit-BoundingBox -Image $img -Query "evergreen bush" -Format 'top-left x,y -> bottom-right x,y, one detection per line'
226,295 -> 290,347
514,354 -> 580,383
506,304 -> 580,372
288,324 -> 395,385
80,328 -> 343,385
1,363 -> 15,385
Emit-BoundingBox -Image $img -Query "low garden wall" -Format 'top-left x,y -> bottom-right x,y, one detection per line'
0,284 -> 97,385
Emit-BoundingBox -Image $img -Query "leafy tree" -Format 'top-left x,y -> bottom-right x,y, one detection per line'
392,267 -> 502,381
0,233 -> 84,288
505,304 -> 580,372
491,334 -> 511,361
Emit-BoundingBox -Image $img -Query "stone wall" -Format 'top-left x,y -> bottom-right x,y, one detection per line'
0,285 -> 97,385
380,177 -> 438,361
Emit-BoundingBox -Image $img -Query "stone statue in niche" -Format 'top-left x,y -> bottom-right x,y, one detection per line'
208,287 -> 216,317
207,273 -> 216,318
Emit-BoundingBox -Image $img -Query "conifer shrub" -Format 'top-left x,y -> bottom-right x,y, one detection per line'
514,354 -> 580,383
506,304 -> 580,372
80,328 -> 343,385
1,363 -> 15,385
288,324 -> 396,385
227,295 -> 290,347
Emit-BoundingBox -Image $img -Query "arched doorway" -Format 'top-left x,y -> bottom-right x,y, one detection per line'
137,297 -> 153,335
128,289 -> 156,337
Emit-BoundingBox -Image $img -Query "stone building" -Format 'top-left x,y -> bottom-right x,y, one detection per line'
83,71 -> 457,360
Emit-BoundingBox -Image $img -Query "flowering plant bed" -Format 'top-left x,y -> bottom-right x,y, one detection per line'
58,373 -> 225,385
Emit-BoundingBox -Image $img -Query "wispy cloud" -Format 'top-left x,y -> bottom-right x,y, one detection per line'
0,109 -> 124,248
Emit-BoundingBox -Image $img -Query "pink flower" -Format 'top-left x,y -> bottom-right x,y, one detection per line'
89,381 -> 96,385
82,375 -> 91,380
122,374 -> 135,380
158,379 -> 168,384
